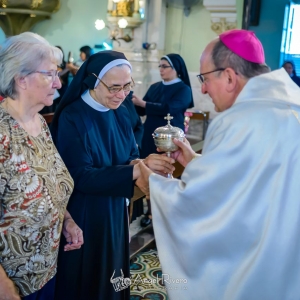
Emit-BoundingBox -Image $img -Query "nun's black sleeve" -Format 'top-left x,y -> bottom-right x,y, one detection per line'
145,83 -> 192,116
122,93 -> 144,149
56,107 -> 136,198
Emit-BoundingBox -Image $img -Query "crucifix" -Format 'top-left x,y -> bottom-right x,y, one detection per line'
164,113 -> 173,126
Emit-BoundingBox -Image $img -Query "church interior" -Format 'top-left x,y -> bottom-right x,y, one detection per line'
0,0 -> 299,299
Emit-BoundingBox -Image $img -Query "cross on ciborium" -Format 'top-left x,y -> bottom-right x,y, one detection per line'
152,113 -> 185,178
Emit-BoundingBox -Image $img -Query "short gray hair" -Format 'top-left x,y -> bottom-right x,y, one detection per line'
211,39 -> 270,79
0,32 -> 63,99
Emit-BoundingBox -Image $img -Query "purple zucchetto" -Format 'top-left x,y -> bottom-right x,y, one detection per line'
219,29 -> 265,64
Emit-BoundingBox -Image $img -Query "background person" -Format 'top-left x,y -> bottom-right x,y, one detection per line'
51,50 -> 174,300
39,45 -> 71,114
122,90 -> 144,222
132,53 -> 194,227
282,60 -> 300,87
136,29 -> 300,299
67,45 -> 93,76
122,90 -> 144,151
0,32 -> 83,300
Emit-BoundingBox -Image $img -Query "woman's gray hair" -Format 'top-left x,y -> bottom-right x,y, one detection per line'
211,39 -> 270,79
0,32 -> 63,99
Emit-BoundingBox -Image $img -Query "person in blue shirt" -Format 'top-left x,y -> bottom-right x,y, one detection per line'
282,60 -> 300,87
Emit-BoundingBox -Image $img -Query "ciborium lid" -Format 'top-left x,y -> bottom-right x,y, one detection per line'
152,114 -> 185,139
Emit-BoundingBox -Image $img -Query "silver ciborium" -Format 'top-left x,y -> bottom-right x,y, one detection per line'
152,114 -> 185,178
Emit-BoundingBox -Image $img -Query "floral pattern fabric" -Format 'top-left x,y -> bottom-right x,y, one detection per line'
0,105 -> 74,296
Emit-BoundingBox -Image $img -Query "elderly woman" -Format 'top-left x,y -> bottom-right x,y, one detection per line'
0,32 -> 83,300
51,50 -> 174,300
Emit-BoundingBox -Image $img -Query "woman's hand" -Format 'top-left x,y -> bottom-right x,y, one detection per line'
166,138 -> 196,167
144,153 -> 175,175
62,218 -> 84,251
0,266 -> 20,300
132,163 -> 141,180
132,95 -> 146,107
135,161 -> 152,199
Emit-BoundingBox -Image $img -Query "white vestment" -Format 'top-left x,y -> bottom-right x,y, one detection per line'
149,68 -> 300,300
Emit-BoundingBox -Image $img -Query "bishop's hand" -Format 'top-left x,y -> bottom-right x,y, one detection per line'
167,138 -> 196,167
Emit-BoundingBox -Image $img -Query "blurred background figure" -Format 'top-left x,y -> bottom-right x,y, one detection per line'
55,46 -> 71,106
39,45 -> 72,114
122,90 -> 144,223
122,90 -> 144,152
132,53 -> 194,227
79,45 -> 92,64
67,45 -> 93,76
282,60 -> 300,87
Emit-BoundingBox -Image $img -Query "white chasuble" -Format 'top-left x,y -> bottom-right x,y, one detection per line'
149,68 -> 300,300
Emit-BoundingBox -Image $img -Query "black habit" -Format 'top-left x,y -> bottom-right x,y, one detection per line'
135,80 -> 193,158
54,99 -> 138,300
51,50 -> 136,300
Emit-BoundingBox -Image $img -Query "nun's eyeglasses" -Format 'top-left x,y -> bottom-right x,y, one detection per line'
158,64 -> 172,69
92,73 -> 135,94
196,68 -> 226,83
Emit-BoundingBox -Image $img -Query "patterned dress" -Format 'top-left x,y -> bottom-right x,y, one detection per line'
0,104 -> 74,296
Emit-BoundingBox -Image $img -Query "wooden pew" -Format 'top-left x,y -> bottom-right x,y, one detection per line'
185,110 -> 210,142
41,112 -> 54,125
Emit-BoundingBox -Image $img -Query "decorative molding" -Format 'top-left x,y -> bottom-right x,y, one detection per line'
211,16 -> 236,35
203,0 -> 237,34
0,0 -> 60,36
107,16 -> 144,29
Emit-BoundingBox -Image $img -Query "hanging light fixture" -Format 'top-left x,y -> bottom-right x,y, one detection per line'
118,18 -> 128,28
95,19 -> 133,46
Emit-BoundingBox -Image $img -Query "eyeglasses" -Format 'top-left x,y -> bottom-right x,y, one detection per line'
29,70 -> 60,82
158,64 -> 172,69
92,73 -> 135,94
196,68 -> 226,83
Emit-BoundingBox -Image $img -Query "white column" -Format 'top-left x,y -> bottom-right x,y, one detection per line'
107,0 -> 113,11
134,0 -> 139,12
146,0 -> 166,52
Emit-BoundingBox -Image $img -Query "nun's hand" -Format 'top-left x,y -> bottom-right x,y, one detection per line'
136,161 -> 151,198
132,94 -> 146,108
144,154 -> 175,176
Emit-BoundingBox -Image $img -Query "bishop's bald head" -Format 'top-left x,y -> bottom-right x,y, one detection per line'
199,29 -> 270,112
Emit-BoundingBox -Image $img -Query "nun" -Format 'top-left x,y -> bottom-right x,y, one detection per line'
51,51 -> 174,300
132,53 -> 194,227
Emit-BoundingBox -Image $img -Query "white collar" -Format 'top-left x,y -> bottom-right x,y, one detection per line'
81,89 -> 110,112
162,78 -> 181,85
